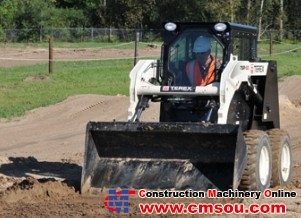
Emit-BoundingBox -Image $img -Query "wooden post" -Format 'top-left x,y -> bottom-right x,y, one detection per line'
134,32 -> 139,66
49,36 -> 54,74
269,32 -> 273,56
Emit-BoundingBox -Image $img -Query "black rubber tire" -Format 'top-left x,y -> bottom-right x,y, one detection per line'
239,130 -> 272,191
266,129 -> 292,187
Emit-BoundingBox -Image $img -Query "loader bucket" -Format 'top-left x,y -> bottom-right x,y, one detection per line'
81,121 -> 247,193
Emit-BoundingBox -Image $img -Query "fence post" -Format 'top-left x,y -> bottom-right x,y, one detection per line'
49,36 -> 54,74
269,32 -> 273,56
134,31 -> 139,66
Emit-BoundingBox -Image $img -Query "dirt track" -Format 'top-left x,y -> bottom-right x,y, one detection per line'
0,45 -> 160,68
0,48 -> 301,217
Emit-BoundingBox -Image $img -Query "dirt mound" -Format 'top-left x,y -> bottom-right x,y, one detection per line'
279,75 -> 301,106
278,76 -> 301,164
1,177 -> 77,203
0,156 -> 81,192
24,75 -> 50,82
0,177 -> 107,217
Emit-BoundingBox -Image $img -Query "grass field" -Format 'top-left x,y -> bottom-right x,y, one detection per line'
259,41 -> 301,77
0,59 -> 132,118
0,41 -> 301,119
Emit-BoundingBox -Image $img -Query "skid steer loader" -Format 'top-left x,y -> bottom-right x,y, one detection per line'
81,22 -> 292,193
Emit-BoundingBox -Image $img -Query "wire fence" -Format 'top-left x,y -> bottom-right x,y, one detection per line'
1,27 -> 301,43
2,28 -> 162,43
0,27 -> 301,71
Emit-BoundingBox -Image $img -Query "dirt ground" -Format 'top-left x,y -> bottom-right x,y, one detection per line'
0,47 -> 301,217
0,44 -> 160,67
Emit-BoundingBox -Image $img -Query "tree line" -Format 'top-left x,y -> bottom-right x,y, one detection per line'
0,0 -> 301,41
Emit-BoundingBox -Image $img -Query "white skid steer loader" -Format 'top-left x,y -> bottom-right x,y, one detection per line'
81,22 -> 292,193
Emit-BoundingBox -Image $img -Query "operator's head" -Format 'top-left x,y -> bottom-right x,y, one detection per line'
193,36 -> 211,64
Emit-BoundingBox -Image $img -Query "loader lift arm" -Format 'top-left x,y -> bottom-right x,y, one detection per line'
129,95 -> 151,122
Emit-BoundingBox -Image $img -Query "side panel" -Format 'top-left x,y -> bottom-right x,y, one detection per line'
261,61 -> 280,128
218,57 -> 279,130
250,61 -> 280,130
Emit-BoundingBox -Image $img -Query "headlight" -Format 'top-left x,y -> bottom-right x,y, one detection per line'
164,22 -> 177,31
214,23 -> 227,32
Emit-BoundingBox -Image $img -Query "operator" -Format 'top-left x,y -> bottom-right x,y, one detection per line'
186,36 -> 220,86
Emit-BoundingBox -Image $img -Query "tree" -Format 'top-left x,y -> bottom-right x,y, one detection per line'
0,0 -> 299,42
147,0 -> 207,29
15,0 -> 54,29
258,0 -> 265,40
54,0 -> 101,27
106,0 -> 155,28
257,0 -> 279,40
286,0 -> 301,29
206,0 -> 241,22
0,0 -> 18,28
279,0 -> 284,40
13,0 -> 49,41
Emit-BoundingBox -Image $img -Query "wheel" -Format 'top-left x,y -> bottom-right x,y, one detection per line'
239,130 -> 272,191
267,129 -> 292,187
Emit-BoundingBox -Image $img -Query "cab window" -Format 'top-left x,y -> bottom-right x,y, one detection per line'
168,30 -> 224,86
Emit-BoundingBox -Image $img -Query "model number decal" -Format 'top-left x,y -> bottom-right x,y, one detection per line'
241,65 -> 264,73
254,65 -> 264,73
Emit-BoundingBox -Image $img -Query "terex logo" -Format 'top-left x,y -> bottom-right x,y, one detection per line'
161,86 -> 195,92
104,189 -> 136,213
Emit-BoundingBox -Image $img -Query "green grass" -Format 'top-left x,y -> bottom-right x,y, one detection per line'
258,42 -> 301,77
1,42 -> 301,119
265,54 -> 301,77
0,59 -> 133,118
